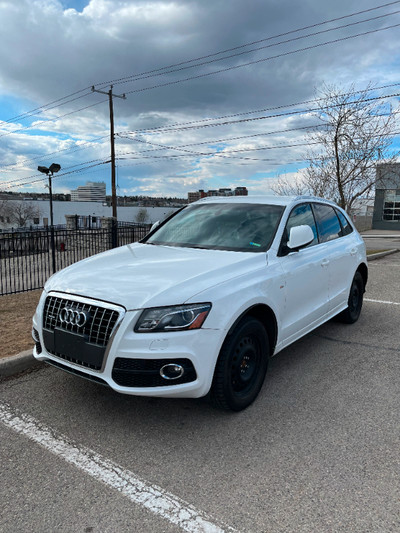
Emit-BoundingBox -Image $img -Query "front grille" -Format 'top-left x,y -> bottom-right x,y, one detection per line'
42,295 -> 121,371
112,357 -> 197,387
43,295 -> 119,347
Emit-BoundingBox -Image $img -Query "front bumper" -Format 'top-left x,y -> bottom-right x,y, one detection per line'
32,294 -> 223,399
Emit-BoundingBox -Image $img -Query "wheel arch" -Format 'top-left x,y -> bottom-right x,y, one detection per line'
226,304 -> 278,356
357,262 -> 368,291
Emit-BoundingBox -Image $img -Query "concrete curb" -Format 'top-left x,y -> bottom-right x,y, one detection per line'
0,350 -> 43,379
363,235 -> 400,238
367,249 -> 399,261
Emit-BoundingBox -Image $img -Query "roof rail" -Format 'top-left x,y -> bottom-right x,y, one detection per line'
293,195 -> 338,205
293,195 -> 321,201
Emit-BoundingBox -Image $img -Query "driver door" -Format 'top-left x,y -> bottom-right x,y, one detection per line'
278,203 -> 330,345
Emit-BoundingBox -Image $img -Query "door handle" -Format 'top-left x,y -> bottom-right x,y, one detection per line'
321,259 -> 330,267
350,248 -> 357,256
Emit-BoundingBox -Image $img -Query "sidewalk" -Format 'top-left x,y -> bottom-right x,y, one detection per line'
361,229 -> 400,253
361,229 -> 400,237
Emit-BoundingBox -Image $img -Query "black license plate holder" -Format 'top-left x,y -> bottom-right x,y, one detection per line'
53,328 -> 105,368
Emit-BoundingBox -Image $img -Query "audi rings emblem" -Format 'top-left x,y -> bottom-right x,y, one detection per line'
59,307 -> 90,327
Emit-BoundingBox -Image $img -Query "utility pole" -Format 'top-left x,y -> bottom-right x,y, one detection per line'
92,85 -> 126,219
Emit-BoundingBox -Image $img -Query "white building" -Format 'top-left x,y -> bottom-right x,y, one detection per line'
0,199 -> 176,230
71,181 -> 106,202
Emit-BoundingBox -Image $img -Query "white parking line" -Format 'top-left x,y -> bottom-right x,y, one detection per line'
365,298 -> 400,306
0,402 -> 236,533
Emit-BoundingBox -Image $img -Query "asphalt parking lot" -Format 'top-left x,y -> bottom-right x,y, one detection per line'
0,254 -> 399,533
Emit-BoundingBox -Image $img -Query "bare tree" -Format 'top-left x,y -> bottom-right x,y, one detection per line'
302,83 -> 398,212
271,174 -> 309,197
135,207 -> 149,224
0,199 -> 10,227
0,199 -> 8,215
3,200 -> 41,228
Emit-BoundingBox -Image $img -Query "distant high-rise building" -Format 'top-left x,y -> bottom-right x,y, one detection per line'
188,191 -> 201,203
234,187 -> 248,196
71,182 -> 106,203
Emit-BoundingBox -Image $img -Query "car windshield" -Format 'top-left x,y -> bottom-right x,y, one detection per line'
144,202 -> 284,252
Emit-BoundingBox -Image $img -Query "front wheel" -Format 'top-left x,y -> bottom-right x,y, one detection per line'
210,317 -> 269,411
338,271 -> 364,324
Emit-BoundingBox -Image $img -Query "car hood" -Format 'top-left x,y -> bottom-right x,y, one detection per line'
45,242 -> 265,309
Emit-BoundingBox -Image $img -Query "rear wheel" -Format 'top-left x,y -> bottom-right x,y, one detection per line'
338,271 -> 364,324
210,317 -> 269,411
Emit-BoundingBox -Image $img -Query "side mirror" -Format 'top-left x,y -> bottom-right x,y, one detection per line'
287,225 -> 314,252
150,220 -> 160,232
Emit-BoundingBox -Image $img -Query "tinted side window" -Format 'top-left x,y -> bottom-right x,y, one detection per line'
313,204 -> 342,243
280,203 -> 318,253
335,209 -> 353,236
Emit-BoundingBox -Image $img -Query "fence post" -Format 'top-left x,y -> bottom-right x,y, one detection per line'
101,217 -> 118,249
111,217 -> 118,248
50,225 -> 56,273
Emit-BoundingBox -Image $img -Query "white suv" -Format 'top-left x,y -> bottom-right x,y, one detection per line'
32,196 -> 367,411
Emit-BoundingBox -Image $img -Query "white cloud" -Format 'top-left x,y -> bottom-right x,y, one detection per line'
0,0 -> 399,197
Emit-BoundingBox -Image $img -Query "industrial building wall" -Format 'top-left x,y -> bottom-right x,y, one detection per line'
373,163 -> 400,230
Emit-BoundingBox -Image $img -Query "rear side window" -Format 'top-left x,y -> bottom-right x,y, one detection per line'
313,204 -> 342,243
335,209 -> 353,236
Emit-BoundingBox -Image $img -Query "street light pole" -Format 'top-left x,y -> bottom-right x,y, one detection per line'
48,170 -> 54,228
38,163 -> 61,273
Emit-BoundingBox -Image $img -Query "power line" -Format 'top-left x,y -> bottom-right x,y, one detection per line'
122,82 -> 400,134
2,161 -> 109,190
2,82 -> 398,171
3,80 -> 397,148
4,81 -> 398,152
2,94 -> 398,186
120,92 -> 400,135
2,91 -> 398,187
6,129 -> 399,189
95,1 -> 400,89
122,22 -> 400,96
115,130 -> 400,161
116,141 -> 322,161
0,135 -> 110,171
3,89 -> 94,125
0,98 -> 107,140
114,9 -> 400,88
2,1 -> 399,128
1,6 -> 399,153
116,126 -> 325,159
0,158 -> 110,188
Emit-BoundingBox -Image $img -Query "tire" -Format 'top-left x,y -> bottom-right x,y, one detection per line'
338,271 -> 364,324
210,317 -> 269,411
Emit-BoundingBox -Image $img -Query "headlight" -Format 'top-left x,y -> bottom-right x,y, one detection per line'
134,303 -> 211,333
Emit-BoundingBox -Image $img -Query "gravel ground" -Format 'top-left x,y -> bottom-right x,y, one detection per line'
0,290 -> 41,359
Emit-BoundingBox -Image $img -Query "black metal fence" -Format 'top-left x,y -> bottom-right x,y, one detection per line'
0,223 -> 152,296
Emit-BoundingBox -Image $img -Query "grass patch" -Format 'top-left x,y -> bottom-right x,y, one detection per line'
366,249 -> 390,255
0,290 -> 41,359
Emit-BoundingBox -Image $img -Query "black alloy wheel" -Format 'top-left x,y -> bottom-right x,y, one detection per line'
210,316 -> 269,411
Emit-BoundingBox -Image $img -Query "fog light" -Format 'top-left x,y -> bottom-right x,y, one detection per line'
32,328 -> 42,355
160,363 -> 184,380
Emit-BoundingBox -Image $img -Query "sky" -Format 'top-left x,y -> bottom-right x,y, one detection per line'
1,0 -> 400,198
